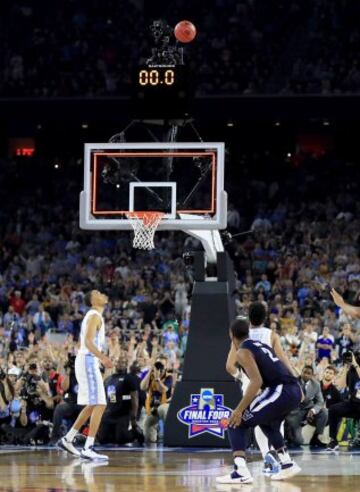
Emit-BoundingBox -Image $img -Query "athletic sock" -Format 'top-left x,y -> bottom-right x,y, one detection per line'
234,456 -> 250,474
84,436 -> 95,450
65,427 -> 78,443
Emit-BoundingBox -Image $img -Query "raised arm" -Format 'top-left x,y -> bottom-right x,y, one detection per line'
229,349 -> 263,428
331,289 -> 360,319
271,331 -> 298,377
226,341 -> 240,377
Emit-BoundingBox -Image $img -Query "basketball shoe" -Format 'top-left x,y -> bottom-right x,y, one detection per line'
58,437 -> 81,457
80,446 -> 109,461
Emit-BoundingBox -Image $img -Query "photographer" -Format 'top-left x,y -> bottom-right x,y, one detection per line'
98,353 -> 143,445
0,367 -> 15,442
141,355 -> 173,443
14,361 -> 54,444
50,354 -> 82,443
327,351 -> 360,451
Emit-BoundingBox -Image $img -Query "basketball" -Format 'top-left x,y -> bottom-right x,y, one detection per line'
220,418 -> 229,429
174,20 -> 197,43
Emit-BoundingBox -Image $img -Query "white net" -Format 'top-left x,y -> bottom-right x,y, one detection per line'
126,212 -> 164,250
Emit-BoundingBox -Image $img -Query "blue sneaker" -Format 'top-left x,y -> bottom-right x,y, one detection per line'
263,450 -> 281,475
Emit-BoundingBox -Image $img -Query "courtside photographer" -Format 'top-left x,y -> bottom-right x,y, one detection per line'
11,361 -> 54,444
141,355 -> 173,443
327,350 -> 360,450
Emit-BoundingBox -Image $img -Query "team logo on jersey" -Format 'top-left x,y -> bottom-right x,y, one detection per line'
177,388 -> 232,438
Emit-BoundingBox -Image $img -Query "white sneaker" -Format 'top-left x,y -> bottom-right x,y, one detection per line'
58,437 -> 81,457
216,467 -> 253,484
80,446 -> 109,461
271,462 -> 301,481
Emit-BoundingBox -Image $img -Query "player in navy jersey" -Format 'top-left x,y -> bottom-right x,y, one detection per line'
216,317 -> 303,484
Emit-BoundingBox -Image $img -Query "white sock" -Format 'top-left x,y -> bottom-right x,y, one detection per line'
234,456 -> 249,474
255,427 -> 270,459
84,436 -> 95,450
65,427 -> 77,442
277,448 -> 292,465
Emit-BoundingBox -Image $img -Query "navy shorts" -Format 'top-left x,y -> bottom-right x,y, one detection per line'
241,382 -> 302,428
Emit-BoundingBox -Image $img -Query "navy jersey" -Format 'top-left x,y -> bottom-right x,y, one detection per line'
241,338 -> 297,388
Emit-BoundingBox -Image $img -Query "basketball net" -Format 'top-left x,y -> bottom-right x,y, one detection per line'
126,211 -> 164,250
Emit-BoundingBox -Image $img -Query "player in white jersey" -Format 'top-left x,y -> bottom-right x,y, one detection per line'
58,290 -> 113,460
226,302 -> 297,475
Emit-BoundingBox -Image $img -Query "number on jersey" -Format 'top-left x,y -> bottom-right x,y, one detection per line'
253,341 -> 279,362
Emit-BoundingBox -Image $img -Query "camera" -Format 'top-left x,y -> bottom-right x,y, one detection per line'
342,350 -> 360,366
183,251 -> 195,267
154,361 -> 165,372
20,373 -> 41,400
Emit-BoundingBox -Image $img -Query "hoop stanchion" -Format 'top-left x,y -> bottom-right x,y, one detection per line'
126,212 -> 164,250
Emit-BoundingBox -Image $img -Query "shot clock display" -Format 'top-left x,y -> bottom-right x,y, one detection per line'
133,65 -> 193,118
138,68 -> 175,86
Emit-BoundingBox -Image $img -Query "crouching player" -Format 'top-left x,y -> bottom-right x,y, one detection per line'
217,317 -> 303,484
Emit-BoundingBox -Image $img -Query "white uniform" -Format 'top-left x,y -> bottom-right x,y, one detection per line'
75,309 -> 106,405
242,326 -> 272,392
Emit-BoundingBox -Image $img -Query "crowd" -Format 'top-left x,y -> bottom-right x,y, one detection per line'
0,146 -> 359,447
1,0 -> 359,97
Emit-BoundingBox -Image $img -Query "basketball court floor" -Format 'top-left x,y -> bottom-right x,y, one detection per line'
0,446 -> 358,492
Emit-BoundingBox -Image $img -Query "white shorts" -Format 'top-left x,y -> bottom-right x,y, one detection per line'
75,354 -> 106,406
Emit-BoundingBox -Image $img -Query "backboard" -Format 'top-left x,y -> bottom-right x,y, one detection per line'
79,142 -> 226,231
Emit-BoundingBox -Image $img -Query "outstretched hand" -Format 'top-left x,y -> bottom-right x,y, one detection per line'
330,288 -> 345,308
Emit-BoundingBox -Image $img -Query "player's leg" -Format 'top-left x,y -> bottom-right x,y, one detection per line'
59,405 -> 94,456
249,384 -> 302,480
216,426 -> 254,484
246,383 -> 302,480
259,421 -> 301,480
81,363 -> 109,460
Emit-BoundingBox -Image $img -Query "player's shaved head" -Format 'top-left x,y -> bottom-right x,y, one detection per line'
230,317 -> 249,342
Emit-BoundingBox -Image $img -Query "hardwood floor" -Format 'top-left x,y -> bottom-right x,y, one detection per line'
0,447 -> 358,491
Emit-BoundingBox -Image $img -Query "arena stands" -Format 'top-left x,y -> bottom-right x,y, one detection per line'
0,0 -> 359,97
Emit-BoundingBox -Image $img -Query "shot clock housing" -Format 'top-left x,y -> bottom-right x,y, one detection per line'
132,20 -> 194,119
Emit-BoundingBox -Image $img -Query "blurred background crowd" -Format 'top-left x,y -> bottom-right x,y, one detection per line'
0,143 -> 359,448
1,0 -> 359,97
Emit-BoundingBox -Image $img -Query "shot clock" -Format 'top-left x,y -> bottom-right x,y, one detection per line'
132,65 -> 193,118
138,68 -> 176,87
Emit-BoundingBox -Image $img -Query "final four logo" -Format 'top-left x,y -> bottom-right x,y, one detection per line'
177,388 -> 232,438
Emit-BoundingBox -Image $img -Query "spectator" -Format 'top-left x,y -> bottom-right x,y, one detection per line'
316,326 -> 335,362
327,351 -> 360,451
335,324 -> 355,360
286,365 -> 328,448
33,305 -> 53,337
50,354 -> 82,443
9,291 -> 26,315
98,353 -> 143,445
320,366 -> 343,409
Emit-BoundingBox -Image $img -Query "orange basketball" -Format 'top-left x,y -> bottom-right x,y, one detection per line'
174,20 -> 197,43
220,418 -> 229,429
